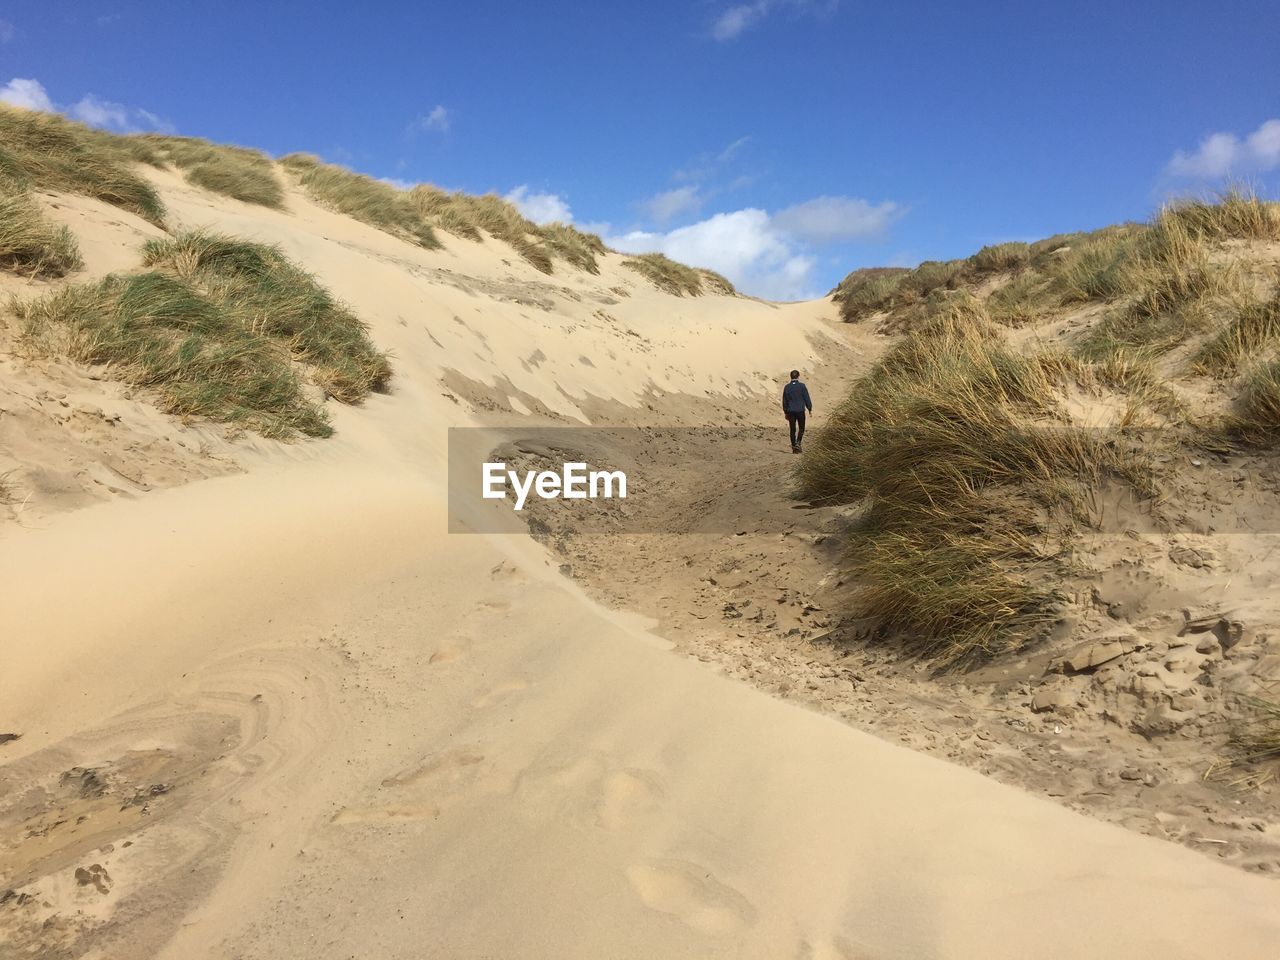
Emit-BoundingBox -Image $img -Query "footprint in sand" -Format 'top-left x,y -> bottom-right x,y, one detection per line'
428,642 -> 465,665
512,753 -> 665,830
332,750 -> 485,825
380,749 -> 485,788
596,769 -> 665,831
472,678 -> 529,708
489,561 -> 527,583
625,859 -> 756,936
796,935 -> 875,960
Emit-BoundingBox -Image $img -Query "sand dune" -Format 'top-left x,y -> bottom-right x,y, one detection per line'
3,170 -> 1279,958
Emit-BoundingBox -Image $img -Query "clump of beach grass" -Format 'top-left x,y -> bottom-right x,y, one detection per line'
0,179 -> 84,278
537,222 -> 605,275
1192,292 -> 1280,374
142,135 -> 284,208
13,230 -> 389,438
968,242 -> 1031,276
986,272 -> 1057,326
1228,697 -> 1280,766
1164,188 -> 1280,242
696,268 -> 736,295
407,185 -> 483,241
621,253 -> 710,296
281,153 -> 441,249
0,104 -> 165,224
282,158 -> 613,276
831,268 -> 908,321
797,300 -> 1152,665
1075,209 -> 1244,360
1232,360 -> 1280,443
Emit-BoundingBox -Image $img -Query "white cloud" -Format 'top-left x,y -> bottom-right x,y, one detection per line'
772,195 -> 902,245
713,1 -> 771,40
412,105 -> 451,134
608,209 -> 819,301
505,185 -> 573,224
641,186 -> 702,224
1166,119 -> 1280,179
711,1 -> 837,41
71,95 -> 130,130
0,77 -> 54,112
606,189 -> 902,300
0,76 -> 168,132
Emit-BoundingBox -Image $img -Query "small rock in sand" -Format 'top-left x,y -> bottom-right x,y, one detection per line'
1169,545 -> 1218,569
1032,689 -> 1076,713
1063,638 -> 1132,673
1195,636 -> 1221,656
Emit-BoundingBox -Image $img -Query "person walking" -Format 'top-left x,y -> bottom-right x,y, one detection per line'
781,369 -> 812,453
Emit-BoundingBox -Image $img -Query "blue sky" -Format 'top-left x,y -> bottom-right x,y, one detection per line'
2,0 -> 1278,299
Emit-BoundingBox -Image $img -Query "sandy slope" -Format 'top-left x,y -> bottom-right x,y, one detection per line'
3,172 -> 1280,957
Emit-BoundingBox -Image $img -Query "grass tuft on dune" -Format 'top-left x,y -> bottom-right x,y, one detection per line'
621,253 -> 723,297
1164,189 -> 1280,242
799,301 -> 1153,665
0,104 -> 166,225
1192,292 -> 1280,375
282,156 -> 613,275
816,189 -> 1280,662
967,241 -> 1031,276
1230,697 -> 1280,765
141,135 -> 285,208
281,153 -> 441,249
1235,361 -> 1280,443
13,231 -> 389,438
0,178 -> 84,278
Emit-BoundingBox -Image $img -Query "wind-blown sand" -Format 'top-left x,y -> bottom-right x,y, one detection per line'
2,169 -> 1279,957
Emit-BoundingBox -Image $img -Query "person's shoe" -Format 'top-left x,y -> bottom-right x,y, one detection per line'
791,444 -> 800,454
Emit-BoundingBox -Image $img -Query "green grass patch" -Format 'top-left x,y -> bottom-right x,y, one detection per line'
407,185 -> 483,241
1165,189 -> 1280,242
0,104 -> 165,224
1075,210 -> 1244,360
831,268 -> 908,321
281,153 -> 441,249
797,301 -> 1151,665
898,259 -> 965,301
14,231 -> 390,438
621,253 -> 709,296
986,272 -> 1058,326
1045,225 -> 1149,304
0,179 -> 83,278
1193,292 -> 1280,374
282,158 -> 613,275
537,222 -> 605,275
696,268 -> 736,295
142,135 -> 284,208
1234,360 -> 1280,444
968,242 -> 1030,275
832,259 -> 968,322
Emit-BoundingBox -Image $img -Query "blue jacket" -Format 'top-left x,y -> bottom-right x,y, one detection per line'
782,380 -> 812,414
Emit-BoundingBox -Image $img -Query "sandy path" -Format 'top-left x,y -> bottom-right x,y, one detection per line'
3,456 -> 1280,959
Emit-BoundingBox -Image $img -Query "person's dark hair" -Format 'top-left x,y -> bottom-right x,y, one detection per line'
789,369 -> 800,379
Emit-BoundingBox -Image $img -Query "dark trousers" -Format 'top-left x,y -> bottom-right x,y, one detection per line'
787,411 -> 806,448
